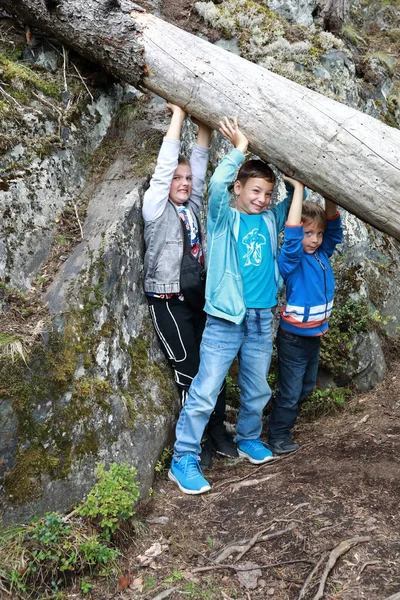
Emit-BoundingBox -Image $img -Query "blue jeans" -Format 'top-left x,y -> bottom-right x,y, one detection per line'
268,327 -> 321,442
173,309 -> 273,459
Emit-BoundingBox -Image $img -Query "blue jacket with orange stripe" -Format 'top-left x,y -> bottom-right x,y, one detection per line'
279,213 -> 343,337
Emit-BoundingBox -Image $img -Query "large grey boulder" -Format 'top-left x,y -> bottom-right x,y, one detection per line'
0,91 -> 177,524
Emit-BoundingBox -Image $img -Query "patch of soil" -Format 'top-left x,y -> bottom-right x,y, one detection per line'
160,0 -> 223,42
96,360 -> 400,600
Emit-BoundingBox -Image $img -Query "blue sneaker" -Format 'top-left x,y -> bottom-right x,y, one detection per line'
237,439 -> 274,464
168,455 -> 211,495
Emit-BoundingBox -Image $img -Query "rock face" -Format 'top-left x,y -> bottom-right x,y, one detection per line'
0,37 -> 177,523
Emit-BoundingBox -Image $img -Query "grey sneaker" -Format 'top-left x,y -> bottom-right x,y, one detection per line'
210,427 -> 239,458
199,437 -> 213,469
269,438 -> 300,455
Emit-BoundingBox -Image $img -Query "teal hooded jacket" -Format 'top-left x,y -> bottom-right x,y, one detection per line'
204,148 -> 296,324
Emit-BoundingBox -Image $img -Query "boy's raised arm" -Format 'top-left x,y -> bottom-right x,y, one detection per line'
278,175 -> 305,278
283,175 -> 304,225
208,118 -> 248,227
321,197 -> 343,257
142,104 -> 187,222
189,119 -> 212,214
219,117 -> 248,154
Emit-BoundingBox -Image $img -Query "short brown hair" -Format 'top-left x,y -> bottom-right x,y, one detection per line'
302,201 -> 326,229
236,159 -> 276,186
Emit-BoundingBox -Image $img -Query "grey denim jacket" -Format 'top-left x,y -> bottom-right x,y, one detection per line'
142,137 -> 209,294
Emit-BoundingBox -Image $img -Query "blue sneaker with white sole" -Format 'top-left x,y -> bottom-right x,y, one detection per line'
168,454 -> 211,495
237,439 -> 274,464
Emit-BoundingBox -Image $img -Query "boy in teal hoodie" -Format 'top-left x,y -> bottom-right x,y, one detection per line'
168,118 -> 303,494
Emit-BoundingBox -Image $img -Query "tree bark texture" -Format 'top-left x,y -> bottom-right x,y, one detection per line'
2,0 -> 400,240
321,0 -> 345,34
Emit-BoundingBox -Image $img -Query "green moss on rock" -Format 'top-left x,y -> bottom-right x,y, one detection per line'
0,54 -> 61,100
128,337 -> 175,417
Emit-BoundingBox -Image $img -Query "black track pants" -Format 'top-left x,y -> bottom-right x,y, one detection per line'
147,295 -> 226,431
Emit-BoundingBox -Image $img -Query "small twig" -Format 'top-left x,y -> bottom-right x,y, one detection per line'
31,91 -> 62,118
151,588 -> 177,600
31,91 -> 63,135
285,502 -> 310,517
62,508 -> 77,522
72,200 -> 84,239
215,525 -> 296,564
273,518 -> 304,524
214,449 -> 303,491
298,553 -> 328,600
231,473 -> 277,492
193,558 -> 313,574
62,45 -> 68,92
0,84 -> 24,110
0,579 -> 12,595
356,559 -> 380,580
188,546 -> 218,566
383,594 -> 400,600
258,525 -> 298,542
312,536 -> 371,600
72,61 -> 94,101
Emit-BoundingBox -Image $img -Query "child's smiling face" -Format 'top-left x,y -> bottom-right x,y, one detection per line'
234,177 -> 274,215
302,219 -> 325,254
169,164 -> 192,205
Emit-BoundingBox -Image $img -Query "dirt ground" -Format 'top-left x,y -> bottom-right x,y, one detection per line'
95,353 -> 400,600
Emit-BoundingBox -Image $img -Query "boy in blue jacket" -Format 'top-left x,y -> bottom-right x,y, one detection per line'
268,179 -> 343,455
168,118 -> 301,494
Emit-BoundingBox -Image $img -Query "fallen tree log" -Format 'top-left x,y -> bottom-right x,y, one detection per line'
1,0 -> 400,239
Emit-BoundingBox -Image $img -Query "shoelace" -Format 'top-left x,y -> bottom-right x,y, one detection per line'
247,439 -> 265,449
181,455 -> 202,478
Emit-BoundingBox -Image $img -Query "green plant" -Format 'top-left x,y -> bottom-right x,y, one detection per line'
0,511 -> 120,598
225,373 -> 240,408
80,577 -> 94,594
155,446 -> 173,473
320,299 -> 378,375
0,461 -> 142,598
76,462 -> 140,539
301,386 -> 352,421
144,575 -> 157,590
163,568 -> 185,583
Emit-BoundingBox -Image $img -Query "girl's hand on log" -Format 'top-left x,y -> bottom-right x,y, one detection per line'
219,117 -> 248,154
166,103 -> 187,121
165,103 -> 187,140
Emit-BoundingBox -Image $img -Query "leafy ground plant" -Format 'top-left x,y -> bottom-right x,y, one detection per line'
0,462 -> 140,599
76,462 -> 140,540
301,386 -> 352,421
155,446 -> 173,474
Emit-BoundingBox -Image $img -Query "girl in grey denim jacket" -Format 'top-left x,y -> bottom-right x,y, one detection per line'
142,104 -> 237,467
